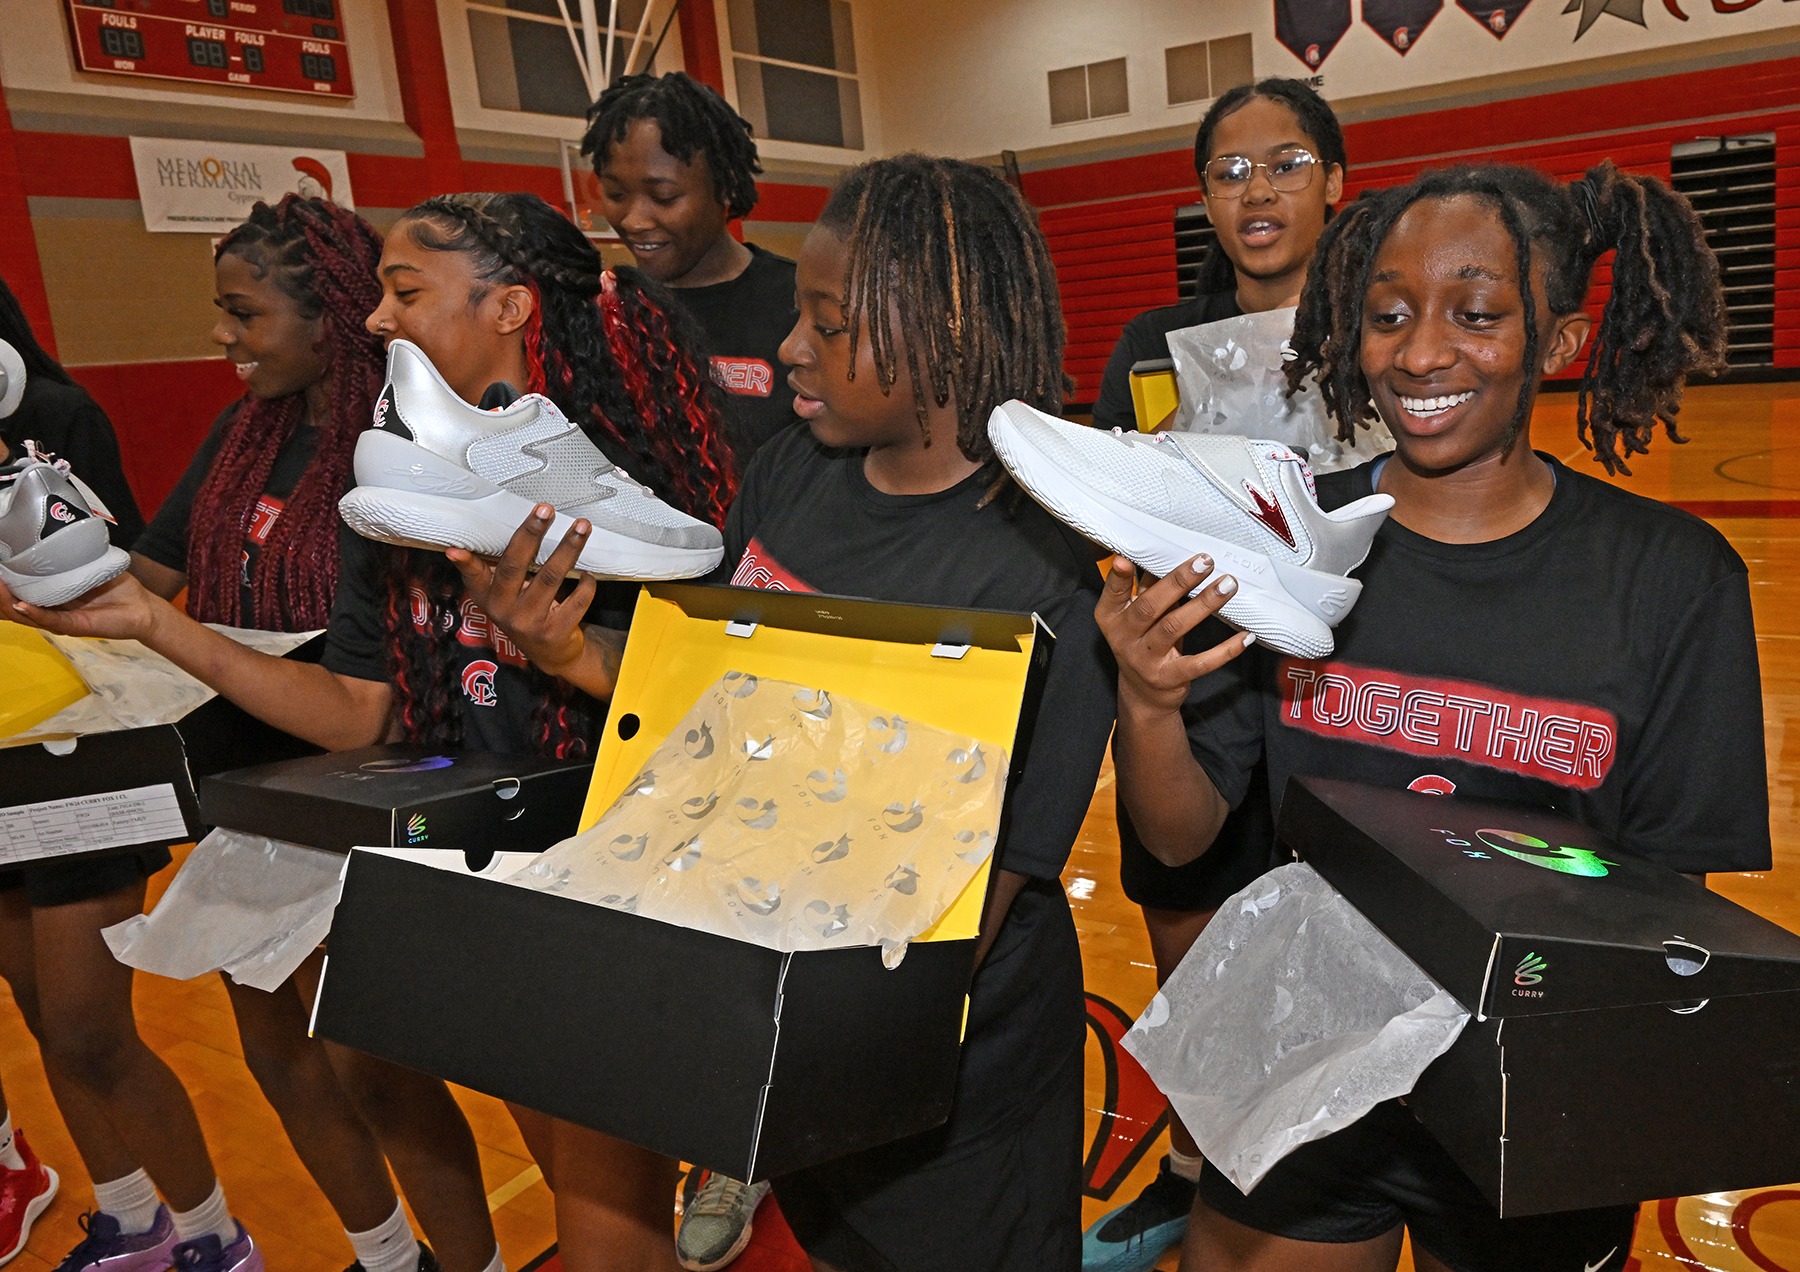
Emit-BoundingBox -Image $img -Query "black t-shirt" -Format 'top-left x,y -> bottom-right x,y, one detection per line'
3,378 -> 145,548
709,423 -> 1118,1149
1187,456 -> 1772,876
667,244 -> 798,461
1090,290 -> 1243,432
135,403 -> 318,622
320,527 -> 616,756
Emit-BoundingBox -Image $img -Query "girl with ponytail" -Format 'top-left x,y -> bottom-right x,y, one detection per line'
1100,162 -> 1760,1272
5,190 -> 738,1272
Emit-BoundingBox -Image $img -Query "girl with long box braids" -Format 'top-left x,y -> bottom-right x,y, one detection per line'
3,191 -> 738,1272
703,154 -> 1117,1272
1101,163 -> 1765,1272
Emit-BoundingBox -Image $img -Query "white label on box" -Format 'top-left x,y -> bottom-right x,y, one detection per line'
0,784 -> 187,863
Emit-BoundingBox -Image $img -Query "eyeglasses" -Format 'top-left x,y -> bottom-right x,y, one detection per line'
1202,148 -> 1319,199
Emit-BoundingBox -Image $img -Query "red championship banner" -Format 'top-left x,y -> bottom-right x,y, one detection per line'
65,0 -> 353,99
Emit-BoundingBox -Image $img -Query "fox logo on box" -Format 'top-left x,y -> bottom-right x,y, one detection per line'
462,660 -> 498,706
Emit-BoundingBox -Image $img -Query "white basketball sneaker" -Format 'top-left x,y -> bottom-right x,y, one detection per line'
988,400 -> 1393,658
339,339 -> 724,580
0,441 -> 129,607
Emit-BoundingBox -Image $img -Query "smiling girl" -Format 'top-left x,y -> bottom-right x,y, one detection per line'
1100,162 -> 1760,1272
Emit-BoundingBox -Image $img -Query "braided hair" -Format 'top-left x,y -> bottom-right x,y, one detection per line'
385,191 -> 736,759
1287,162 -> 1727,475
1193,78 -> 1347,294
581,72 -> 762,220
816,154 -> 1068,468
190,195 -> 385,630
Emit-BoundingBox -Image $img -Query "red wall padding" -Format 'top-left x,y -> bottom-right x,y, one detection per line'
1036,55 -> 1800,401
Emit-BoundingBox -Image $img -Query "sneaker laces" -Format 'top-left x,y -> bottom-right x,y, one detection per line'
55,1212 -> 125,1272
687,1173 -> 757,1220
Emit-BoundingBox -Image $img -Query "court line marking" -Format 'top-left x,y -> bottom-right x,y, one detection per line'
488,1163 -> 544,1212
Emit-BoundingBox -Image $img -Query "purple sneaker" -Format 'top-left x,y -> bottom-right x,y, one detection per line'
55,1207 -> 178,1272
171,1223 -> 263,1272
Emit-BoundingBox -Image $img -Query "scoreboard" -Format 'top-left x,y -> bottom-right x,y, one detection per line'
65,0 -> 354,99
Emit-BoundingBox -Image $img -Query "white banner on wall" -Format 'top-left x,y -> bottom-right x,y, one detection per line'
129,137 -> 355,233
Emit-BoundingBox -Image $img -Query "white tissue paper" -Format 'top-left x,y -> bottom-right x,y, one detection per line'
1164,307 -> 1393,473
504,673 -> 1008,962
3,626 -> 322,744
104,827 -> 344,991
1122,862 -> 1469,1193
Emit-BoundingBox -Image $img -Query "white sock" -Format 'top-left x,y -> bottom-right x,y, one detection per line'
93,1169 -> 162,1236
1167,1147 -> 1205,1183
347,1202 -> 420,1272
0,1115 -> 24,1171
172,1181 -> 236,1245
478,1246 -> 504,1272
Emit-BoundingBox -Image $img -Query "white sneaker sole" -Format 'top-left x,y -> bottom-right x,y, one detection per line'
0,1164 -> 57,1266
991,420 -> 1346,658
0,547 -> 130,608
339,486 -> 722,582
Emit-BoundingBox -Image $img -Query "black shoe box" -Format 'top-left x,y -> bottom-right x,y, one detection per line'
312,583 -> 1055,1182
1278,776 -> 1800,1216
0,636 -> 325,864
199,745 -> 594,861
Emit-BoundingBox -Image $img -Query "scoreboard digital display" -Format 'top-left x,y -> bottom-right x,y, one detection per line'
65,0 -> 354,99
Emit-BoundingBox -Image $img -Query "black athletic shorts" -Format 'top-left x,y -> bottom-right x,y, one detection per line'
1197,1100 -> 1638,1272
1119,759 -> 1275,913
774,1053 -> 1083,1272
0,847 -> 173,909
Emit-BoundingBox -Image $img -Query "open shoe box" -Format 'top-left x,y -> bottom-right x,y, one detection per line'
312,582 -> 1053,1182
1279,777 -> 1800,1216
0,632 -> 322,866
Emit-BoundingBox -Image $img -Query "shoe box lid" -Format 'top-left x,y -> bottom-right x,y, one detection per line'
314,582 -> 1055,1183
200,744 -> 594,860
1277,776 -> 1800,1019
0,636 -> 324,864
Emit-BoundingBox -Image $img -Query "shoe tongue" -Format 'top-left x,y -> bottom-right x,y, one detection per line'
478,381 -> 522,411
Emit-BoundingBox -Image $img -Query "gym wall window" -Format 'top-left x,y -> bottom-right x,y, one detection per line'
1048,58 -> 1129,127
465,0 -> 647,117
726,0 -> 864,150
1164,34 -> 1253,107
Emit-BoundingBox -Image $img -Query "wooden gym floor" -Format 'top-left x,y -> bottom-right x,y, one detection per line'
0,381 -> 1795,1272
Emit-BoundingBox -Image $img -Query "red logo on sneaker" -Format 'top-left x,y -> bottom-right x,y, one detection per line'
45,500 -> 77,524
462,660 -> 499,706
1244,482 -> 1297,548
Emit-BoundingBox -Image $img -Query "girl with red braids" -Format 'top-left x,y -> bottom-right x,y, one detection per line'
4,191 -> 740,1272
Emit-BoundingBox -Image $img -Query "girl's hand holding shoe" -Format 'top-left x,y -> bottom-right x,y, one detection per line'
0,570 -> 170,644
1095,553 -> 1256,717
446,503 -> 623,700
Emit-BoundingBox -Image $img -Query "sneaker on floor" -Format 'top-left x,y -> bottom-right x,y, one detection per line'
1080,1156 -> 1197,1272
0,440 -> 129,607
170,1222 -> 262,1272
338,338 -> 723,581
676,1173 -> 771,1271
0,1130 -> 58,1265
343,1241 -> 440,1272
53,1206 -> 178,1272
988,400 -> 1394,658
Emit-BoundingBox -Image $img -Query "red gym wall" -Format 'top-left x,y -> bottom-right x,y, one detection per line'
1033,55 -> 1800,403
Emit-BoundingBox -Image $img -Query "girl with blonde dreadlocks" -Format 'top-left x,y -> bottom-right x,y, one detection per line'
702,153 -> 1117,1272
1100,162 -> 1763,1272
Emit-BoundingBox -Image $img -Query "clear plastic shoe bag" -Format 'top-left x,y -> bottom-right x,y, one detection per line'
1164,307 -> 1393,473
504,673 -> 1008,962
1122,862 -> 1470,1193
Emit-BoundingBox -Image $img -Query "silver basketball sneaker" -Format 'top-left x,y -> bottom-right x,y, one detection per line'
988,400 -> 1393,658
339,339 -> 724,580
0,441 -> 130,607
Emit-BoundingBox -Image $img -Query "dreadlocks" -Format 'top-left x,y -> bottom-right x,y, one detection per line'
189,195 -> 384,630
1192,78 -> 1347,294
581,72 -> 762,220
816,154 -> 1067,467
385,191 -> 736,759
1287,161 -> 1727,475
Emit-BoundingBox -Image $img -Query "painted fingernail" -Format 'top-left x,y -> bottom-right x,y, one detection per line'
574,520 -> 590,534
536,504 -> 553,520
1242,633 -> 1257,648
1192,554 -> 1212,572
1217,576 -> 1237,595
